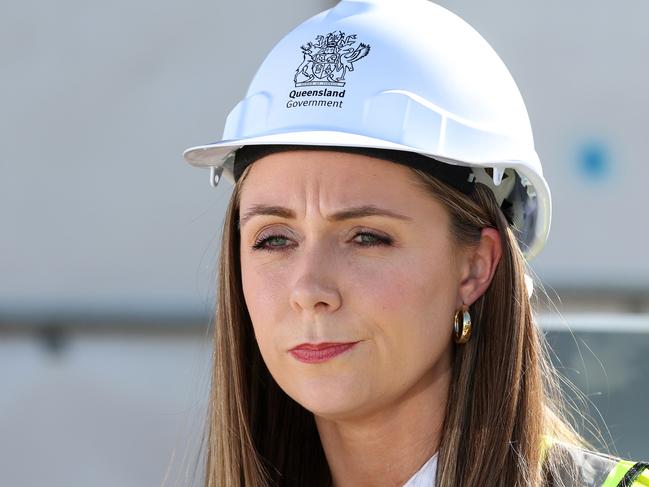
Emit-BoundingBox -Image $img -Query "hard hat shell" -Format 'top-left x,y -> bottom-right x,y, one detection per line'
183,0 -> 551,260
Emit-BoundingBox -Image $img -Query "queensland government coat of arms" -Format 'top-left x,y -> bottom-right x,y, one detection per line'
294,31 -> 371,87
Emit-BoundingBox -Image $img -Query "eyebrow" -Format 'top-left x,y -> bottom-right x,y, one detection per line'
239,204 -> 412,229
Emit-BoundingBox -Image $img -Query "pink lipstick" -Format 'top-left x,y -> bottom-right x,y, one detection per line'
289,342 -> 359,363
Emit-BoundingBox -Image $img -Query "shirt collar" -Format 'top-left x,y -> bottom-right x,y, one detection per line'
402,451 -> 438,487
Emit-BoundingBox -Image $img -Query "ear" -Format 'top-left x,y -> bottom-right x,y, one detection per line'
457,227 -> 503,307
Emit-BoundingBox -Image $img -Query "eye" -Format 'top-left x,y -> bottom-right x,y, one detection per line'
252,233 -> 293,253
352,231 -> 393,247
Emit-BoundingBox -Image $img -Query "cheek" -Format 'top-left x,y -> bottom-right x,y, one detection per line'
241,266 -> 281,318
351,250 -> 453,318
348,250 -> 456,359
240,257 -> 291,349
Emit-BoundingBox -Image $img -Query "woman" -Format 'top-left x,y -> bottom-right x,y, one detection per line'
183,1 -> 648,485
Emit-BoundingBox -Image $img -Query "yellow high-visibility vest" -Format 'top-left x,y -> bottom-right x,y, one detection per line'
542,435 -> 649,486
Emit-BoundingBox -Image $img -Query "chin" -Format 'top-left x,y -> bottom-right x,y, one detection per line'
282,375 -> 371,420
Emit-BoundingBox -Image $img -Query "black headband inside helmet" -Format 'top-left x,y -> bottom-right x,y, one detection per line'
232,144 -> 475,195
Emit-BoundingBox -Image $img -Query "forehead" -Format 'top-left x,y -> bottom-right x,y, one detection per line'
239,150 -> 425,204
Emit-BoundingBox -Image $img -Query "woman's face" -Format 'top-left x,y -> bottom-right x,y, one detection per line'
238,150 -> 466,420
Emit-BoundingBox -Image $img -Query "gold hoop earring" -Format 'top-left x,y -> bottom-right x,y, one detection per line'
453,305 -> 472,344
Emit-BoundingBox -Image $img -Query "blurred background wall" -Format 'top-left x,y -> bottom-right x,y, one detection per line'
1,0 -> 647,485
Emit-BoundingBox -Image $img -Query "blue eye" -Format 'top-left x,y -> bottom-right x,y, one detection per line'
251,231 -> 392,253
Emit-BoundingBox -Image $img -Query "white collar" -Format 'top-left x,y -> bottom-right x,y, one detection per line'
402,451 -> 438,487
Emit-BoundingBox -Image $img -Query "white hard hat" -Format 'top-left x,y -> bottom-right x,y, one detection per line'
183,0 -> 551,260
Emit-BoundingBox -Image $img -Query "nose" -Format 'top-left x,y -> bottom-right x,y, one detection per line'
289,245 -> 342,316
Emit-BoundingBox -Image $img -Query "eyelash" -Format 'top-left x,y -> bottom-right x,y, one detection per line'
251,231 -> 393,253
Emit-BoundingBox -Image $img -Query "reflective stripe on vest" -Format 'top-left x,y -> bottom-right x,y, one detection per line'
542,435 -> 649,486
602,460 -> 649,487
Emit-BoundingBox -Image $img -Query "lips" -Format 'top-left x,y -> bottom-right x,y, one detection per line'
290,341 -> 358,351
289,341 -> 360,363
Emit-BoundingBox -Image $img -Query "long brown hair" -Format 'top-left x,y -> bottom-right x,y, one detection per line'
200,156 -> 590,487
